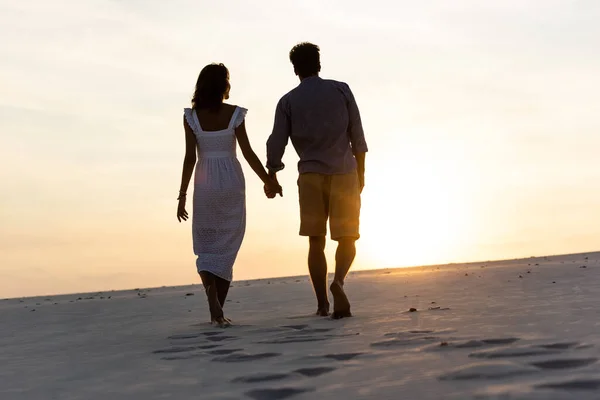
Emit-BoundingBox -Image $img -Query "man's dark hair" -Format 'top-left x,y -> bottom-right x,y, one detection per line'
289,42 -> 321,78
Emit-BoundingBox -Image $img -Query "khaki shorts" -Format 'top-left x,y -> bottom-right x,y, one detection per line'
297,172 -> 361,241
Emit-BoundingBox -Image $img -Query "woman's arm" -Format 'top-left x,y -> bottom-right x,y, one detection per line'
235,121 -> 282,195
177,115 -> 197,221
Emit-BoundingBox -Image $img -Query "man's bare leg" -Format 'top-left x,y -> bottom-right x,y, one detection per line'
308,236 -> 330,316
330,237 -> 356,319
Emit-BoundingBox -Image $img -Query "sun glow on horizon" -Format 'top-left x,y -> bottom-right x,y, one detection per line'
358,138 -> 478,269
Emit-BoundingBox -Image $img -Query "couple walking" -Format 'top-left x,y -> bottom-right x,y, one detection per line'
177,42 -> 368,327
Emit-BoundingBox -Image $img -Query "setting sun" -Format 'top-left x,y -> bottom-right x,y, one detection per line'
359,139 -> 477,268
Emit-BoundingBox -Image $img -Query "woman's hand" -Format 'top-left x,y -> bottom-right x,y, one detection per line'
264,178 -> 282,199
177,197 -> 189,222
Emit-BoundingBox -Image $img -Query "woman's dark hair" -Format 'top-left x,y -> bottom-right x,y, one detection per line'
289,42 -> 321,78
191,63 -> 230,110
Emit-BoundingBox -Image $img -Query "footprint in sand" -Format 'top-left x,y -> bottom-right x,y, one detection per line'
371,337 -> 439,349
153,344 -> 221,354
469,346 -> 561,359
383,328 -> 456,338
323,352 -> 363,361
465,340 -> 591,360
536,341 -> 591,350
536,379 -> 600,391
168,331 -> 221,340
206,335 -> 237,342
207,348 -> 244,355
256,325 -> 338,344
161,353 -> 206,361
438,361 -> 538,381
232,373 -> 290,384
281,324 -> 309,330
293,367 -> 336,377
530,358 -> 597,370
232,366 -> 336,386
212,352 -> 281,363
244,387 -> 314,400
452,338 -> 520,349
372,329 -> 459,349
258,337 -> 329,344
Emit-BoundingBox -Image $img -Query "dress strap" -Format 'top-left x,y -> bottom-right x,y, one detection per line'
227,107 -> 240,130
184,108 -> 203,133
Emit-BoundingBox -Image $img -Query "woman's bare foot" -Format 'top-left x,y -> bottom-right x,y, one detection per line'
316,304 -> 330,317
330,280 -> 352,319
211,316 -> 232,328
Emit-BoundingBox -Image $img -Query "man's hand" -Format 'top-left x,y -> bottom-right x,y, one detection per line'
358,173 -> 365,193
355,152 -> 366,194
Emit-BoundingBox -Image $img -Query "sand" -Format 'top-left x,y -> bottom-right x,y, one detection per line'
2,252 -> 600,399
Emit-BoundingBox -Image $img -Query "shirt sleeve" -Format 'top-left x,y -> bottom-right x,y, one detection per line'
266,97 -> 291,173
342,83 -> 368,154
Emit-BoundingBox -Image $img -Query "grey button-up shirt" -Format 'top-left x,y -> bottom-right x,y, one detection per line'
266,76 -> 368,175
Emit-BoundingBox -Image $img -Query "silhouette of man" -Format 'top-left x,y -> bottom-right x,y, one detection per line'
266,42 -> 368,319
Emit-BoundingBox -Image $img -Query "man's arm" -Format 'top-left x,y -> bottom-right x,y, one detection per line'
343,83 -> 368,155
266,97 -> 291,176
355,152 -> 366,193
343,83 -> 368,191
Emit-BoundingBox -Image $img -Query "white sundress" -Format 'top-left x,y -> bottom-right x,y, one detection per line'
184,106 -> 247,282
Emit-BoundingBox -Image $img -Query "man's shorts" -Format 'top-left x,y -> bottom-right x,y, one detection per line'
297,172 -> 361,241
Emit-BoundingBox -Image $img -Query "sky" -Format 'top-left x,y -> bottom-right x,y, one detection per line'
1,0 -> 600,298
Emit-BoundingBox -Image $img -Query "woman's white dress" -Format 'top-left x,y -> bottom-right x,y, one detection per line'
183,106 -> 247,282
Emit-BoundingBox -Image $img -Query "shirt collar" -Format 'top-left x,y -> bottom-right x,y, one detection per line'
300,75 -> 321,85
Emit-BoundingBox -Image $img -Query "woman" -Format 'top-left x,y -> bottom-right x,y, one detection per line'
177,63 -> 281,327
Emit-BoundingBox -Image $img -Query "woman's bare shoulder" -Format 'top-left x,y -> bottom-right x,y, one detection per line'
221,103 -> 238,118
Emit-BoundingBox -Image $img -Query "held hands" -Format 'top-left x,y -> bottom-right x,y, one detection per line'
264,173 -> 283,199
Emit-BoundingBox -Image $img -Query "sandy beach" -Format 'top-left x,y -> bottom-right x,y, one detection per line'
2,252 -> 600,399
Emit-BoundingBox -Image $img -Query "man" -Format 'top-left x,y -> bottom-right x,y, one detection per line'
266,42 -> 368,319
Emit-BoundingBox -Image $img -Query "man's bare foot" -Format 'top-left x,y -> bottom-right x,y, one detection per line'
330,280 -> 352,319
